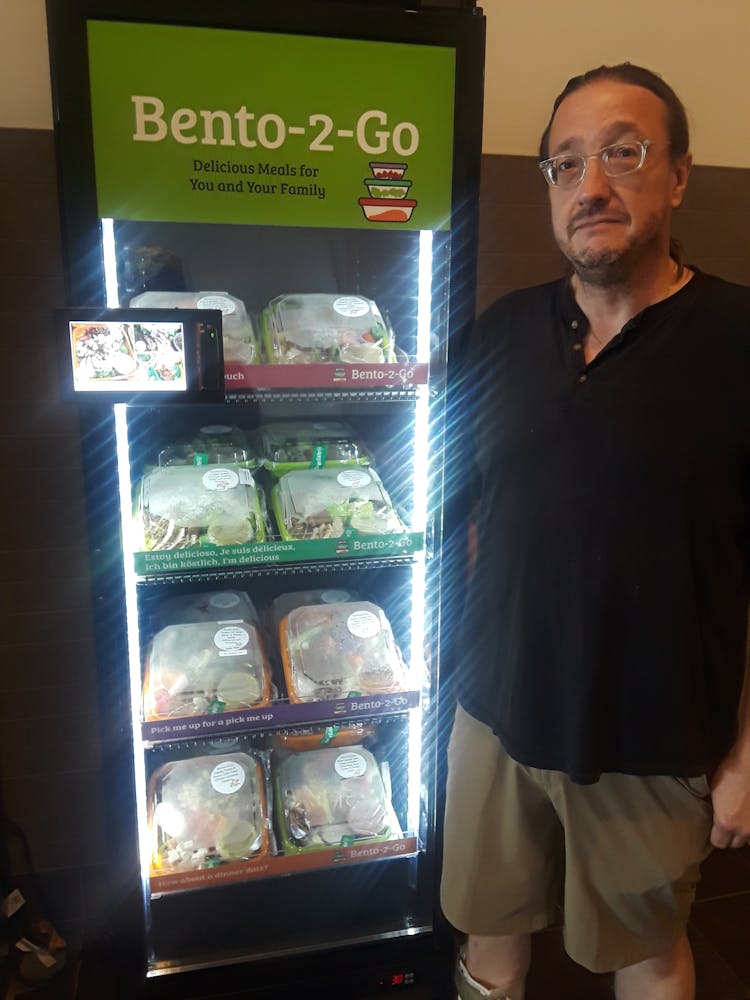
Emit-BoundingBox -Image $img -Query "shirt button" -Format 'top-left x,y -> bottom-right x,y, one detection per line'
571,320 -> 579,330
578,373 -> 587,383
572,342 -> 582,351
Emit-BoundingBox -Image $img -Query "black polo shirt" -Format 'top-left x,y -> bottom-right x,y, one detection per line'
454,269 -> 750,782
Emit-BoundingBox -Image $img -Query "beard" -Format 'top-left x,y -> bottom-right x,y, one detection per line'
567,245 -> 634,286
555,203 -> 667,288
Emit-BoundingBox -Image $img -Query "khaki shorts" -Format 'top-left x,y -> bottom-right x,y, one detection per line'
440,705 -> 714,973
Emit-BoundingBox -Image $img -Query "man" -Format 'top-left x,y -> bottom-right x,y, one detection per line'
440,63 -> 750,1000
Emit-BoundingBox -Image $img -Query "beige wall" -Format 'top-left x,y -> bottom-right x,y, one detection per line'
1,0 -> 51,129
482,0 -> 750,167
2,0 -> 749,168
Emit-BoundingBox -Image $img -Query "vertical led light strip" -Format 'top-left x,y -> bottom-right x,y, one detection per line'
406,230 -> 434,836
101,217 -> 120,307
113,404 -> 152,889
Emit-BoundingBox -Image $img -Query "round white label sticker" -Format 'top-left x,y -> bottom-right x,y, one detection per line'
334,751 -> 368,779
214,625 -> 250,651
337,469 -> 372,488
321,589 -> 351,604
333,296 -> 370,318
347,609 -> 381,639
209,592 -> 242,609
210,760 -> 246,795
197,294 -> 236,316
202,468 -> 239,491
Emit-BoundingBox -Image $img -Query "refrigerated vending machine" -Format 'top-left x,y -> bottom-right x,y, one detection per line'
47,0 -> 485,995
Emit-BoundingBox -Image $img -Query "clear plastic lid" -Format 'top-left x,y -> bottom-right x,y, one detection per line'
279,600 -> 407,702
276,746 -> 392,850
144,621 -> 270,719
129,290 -> 257,364
269,587 -> 359,636
139,465 -> 265,549
256,420 -> 369,475
158,424 -> 257,469
273,467 -> 404,540
150,752 -> 268,872
157,589 -> 260,627
262,293 -> 395,364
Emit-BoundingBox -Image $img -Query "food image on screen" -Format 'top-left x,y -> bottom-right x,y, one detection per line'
70,320 -> 187,391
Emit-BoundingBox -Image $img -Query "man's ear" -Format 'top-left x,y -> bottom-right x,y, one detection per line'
671,152 -> 692,209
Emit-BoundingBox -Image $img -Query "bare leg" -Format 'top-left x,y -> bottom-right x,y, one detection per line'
461,933 -> 531,999
614,932 -> 695,1000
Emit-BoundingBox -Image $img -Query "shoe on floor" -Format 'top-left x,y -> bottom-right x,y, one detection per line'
455,949 -> 512,999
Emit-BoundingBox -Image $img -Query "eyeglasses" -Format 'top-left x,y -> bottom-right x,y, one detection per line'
539,139 -> 658,189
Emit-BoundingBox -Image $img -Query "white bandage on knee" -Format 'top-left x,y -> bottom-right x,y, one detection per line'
456,950 -> 526,1000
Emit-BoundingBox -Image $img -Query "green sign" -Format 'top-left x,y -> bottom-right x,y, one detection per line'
133,531 -> 424,576
86,20 -> 456,231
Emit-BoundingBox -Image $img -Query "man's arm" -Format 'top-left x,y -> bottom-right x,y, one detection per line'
710,613 -> 750,849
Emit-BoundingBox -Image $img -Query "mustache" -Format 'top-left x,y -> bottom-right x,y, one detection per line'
569,209 -> 628,234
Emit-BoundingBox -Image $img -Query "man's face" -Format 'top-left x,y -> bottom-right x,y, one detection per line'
545,80 -> 691,284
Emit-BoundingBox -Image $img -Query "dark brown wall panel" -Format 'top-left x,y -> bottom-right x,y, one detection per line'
0,129 -> 102,896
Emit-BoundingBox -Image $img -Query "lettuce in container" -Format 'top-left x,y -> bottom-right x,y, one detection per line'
256,420 -> 370,477
279,600 -> 407,703
138,464 -> 266,550
149,752 -> 269,873
275,746 -> 397,853
271,467 -> 404,541
143,620 -> 271,720
261,293 -> 396,364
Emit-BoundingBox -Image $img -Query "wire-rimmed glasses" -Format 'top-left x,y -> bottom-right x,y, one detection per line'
539,139 -> 658,188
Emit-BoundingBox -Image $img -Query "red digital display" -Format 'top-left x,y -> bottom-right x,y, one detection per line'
376,969 -> 415,989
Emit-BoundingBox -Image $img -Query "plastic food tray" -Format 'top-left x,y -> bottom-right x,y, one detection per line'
149,752 -> 269,873
279,600 -> 407,703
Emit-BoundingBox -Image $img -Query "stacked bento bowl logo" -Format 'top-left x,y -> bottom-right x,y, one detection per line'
358,162 -> 416,224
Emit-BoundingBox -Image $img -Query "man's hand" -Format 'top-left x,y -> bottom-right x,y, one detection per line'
709,752 -> 750,848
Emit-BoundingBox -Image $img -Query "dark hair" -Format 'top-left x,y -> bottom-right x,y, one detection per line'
538,63 -> 690,162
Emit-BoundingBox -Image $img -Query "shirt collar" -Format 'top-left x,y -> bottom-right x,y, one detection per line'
556,267 -> 699,343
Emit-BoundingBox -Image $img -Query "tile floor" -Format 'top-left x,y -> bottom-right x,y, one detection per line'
3,847 -> 750,998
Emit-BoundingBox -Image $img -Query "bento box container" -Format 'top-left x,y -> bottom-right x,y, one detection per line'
279,600 -> 407,703
158,424 -> 258,469
143,620 -> 271,720
363,179 -> 412,200
149,752 -> 269,873
261,293 -> 396,365
138,464 -> 266,550
270,723 -> 375,752
271,467 -> 404,541
357,198 -> 416,223
275,746 -> 394,853
368,162 -> 408,180
129,290 -> 258,365
256,420 -> 369,477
